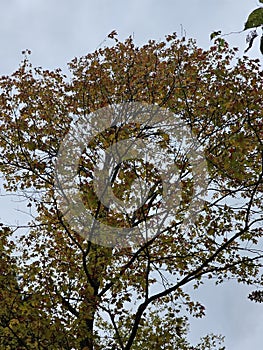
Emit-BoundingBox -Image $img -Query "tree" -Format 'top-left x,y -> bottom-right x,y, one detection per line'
0,32 -> 262,349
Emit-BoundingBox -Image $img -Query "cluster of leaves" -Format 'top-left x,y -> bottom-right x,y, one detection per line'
244,1 -> 263,53
212,2 -> 263,55
0,32 -> 262,349
248,289 -> 263,303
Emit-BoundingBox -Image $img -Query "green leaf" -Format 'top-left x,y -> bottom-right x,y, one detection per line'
210,30 -> 222,41
244,8 -> 263,30
259,0 -> 263,3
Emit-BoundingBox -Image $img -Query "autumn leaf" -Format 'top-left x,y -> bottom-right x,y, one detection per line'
108,29 -> 118,39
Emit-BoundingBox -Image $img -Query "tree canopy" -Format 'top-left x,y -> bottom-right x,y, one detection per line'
0,33 -> 262,349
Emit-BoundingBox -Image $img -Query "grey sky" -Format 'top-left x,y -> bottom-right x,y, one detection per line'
0,0 -> 259,74
0,1 -> 263,349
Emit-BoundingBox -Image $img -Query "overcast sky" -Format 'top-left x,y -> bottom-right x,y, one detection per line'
0,1 -> 263,349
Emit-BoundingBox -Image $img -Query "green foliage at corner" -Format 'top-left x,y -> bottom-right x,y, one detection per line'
244,8 -> 263,30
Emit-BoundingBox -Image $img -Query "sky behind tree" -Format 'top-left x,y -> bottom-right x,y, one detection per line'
0,1 -> 262,349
